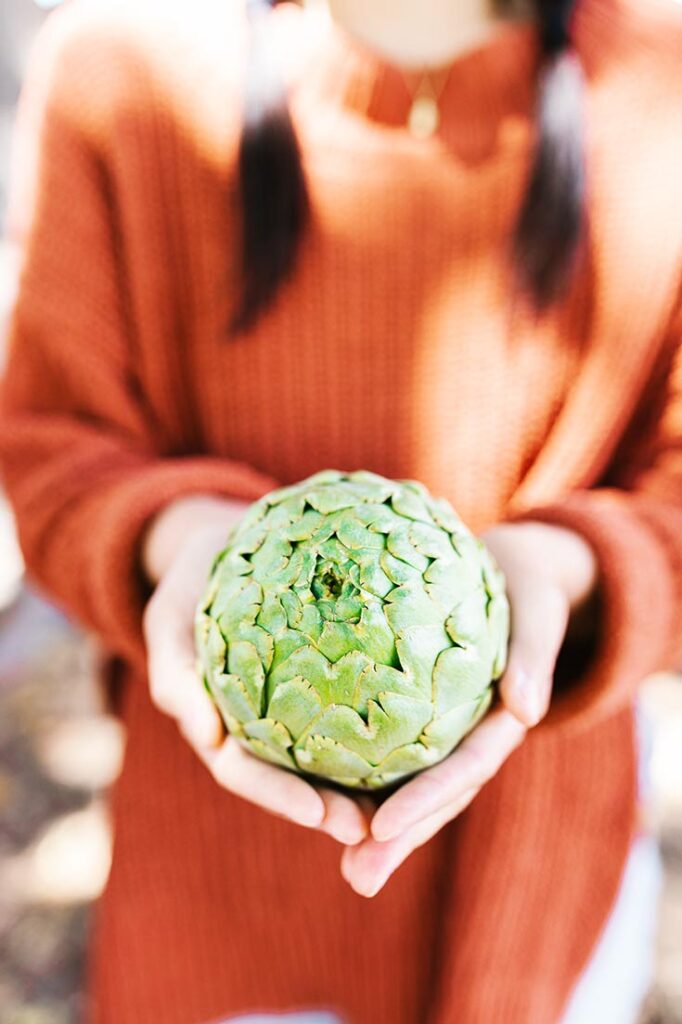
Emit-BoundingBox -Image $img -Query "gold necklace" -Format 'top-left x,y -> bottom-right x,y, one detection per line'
404,65 -> 452,139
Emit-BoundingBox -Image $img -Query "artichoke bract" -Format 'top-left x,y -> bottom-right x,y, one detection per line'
195,470 -> 509,790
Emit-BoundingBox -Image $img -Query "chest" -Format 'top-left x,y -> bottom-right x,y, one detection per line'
119,77 -> 682,519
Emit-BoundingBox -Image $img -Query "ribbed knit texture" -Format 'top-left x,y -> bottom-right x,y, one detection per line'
2,0 -> 682,1021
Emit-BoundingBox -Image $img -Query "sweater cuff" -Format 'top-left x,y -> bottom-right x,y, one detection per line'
88,456 -> 278,667
512,491 -> 674,732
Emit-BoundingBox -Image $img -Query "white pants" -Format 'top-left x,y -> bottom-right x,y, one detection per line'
559,832 -> 663,1024
218,830 -> 663,1024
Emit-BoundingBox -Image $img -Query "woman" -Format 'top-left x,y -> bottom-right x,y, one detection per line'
2,0 -> 681,1020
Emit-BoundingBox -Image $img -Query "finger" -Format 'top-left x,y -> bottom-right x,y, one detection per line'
342,788 -> 479,897
146,596 -> 224,750
202,739 -> 325,828
371,708 -> 526,841
501,579 -> 569,727
316,787 -> 370,845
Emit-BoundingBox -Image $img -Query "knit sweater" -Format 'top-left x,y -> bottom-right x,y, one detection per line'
3,0 -> 682,1021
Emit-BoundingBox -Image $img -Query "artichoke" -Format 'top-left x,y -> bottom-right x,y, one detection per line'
195,470 -> 509,790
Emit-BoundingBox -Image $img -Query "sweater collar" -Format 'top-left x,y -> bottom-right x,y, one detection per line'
323,13 -> 539,135
285,0 -> 633,146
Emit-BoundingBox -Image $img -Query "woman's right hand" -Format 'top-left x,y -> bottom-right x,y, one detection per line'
141,494 -> 369,846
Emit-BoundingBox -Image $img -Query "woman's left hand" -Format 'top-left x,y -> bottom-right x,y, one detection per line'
341,520 -> 598,897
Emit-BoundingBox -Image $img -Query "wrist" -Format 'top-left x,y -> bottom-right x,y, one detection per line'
142,494 -> 248,585
518,521 -> 598,610
484,520 -> 598,612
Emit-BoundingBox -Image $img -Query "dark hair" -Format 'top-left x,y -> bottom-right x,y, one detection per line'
512,0 -> 585,309
231,0 -> 585,333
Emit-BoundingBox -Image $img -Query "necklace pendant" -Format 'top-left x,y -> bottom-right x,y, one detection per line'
408,94 -> 440,139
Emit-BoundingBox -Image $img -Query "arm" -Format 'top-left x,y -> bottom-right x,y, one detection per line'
515,312 -> 682,728
0,16 -> 277,667
344,308 -> 682,896
1,18 -> 368,847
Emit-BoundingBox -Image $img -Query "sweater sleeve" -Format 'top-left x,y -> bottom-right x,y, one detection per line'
517,299 -> 682,733
0,16 -> 277,668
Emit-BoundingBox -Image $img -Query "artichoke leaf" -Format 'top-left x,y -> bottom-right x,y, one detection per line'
394,625 -> 451,693
297,602 -> 324,641
229,497 -> 267,534
305,484 -> 365,515
334,513 -> 386,551
243,718 -> 295,769
269,629 -> 312,677
283,508 -> 325,542
229,523 -> 268,559
262,480 -> 309,506
353,661 -> 425,711
409,522 -> 456,561
248,532 -> 293,578
299,693 -> 432,765
429,497 -> 465,534
317,602 -> 396,666
256,593 -> 288,635
445,588 -> 490,647
198,565 -> 223,613
267,644 -> 334,705
266,676 -> 324,740
487,594 -> 510,678
423,559 -> 477,614
301,468 -> 347,488
357,559 -> 394,599
294,734 -> 374,783
371,739 -> 442,778
388,486 -> 435,524
208,671 -> 259,725
280,589 -> 303,628
385,584 -> 442,632
380,551 -> 422,587
386,525 -> 431,572
213,577 -> 262,631
231,623 -> 274,675
355,503 -> 398,534
324,649 -> 374,707
244,737 -> 297,770
227,640 -> 266,715
432,644 -> 493,713
349,469 -> 398,491
422,695 -> 489,753
195,612 -> 227,678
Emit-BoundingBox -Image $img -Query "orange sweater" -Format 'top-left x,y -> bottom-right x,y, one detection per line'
3,1 -> 682,1021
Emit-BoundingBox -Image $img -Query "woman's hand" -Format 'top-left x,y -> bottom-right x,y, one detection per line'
141,494 -> 369,846
341,520 -> 598,897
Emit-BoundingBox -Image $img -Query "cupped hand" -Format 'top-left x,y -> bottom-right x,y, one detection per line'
141,494 -> 369,847
341,520 -> 598,897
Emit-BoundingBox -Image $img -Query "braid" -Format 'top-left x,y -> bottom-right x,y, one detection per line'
230,0 -> 309,335
511,0 -> 586,310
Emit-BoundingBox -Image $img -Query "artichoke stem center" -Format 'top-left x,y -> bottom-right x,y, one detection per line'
320,569 -> 343,598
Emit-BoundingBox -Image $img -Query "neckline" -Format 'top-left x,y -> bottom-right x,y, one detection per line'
293,3 -> 542,139
280,0 -> 636,144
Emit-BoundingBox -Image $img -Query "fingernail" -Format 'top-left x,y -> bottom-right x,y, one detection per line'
352,876 -> 384,898
371,820 -> 400,842
186,714 -> 213,749
336,825 -> 367,846
514,672 -> 545,726
291,802 -> 325,829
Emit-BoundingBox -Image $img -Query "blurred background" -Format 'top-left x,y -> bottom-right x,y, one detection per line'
0,2 -> 680,1023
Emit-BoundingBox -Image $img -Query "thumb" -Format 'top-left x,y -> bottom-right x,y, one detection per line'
500,579 -> 569,727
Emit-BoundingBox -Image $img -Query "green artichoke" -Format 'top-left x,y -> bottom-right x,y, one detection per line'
195,470 -> 509,790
